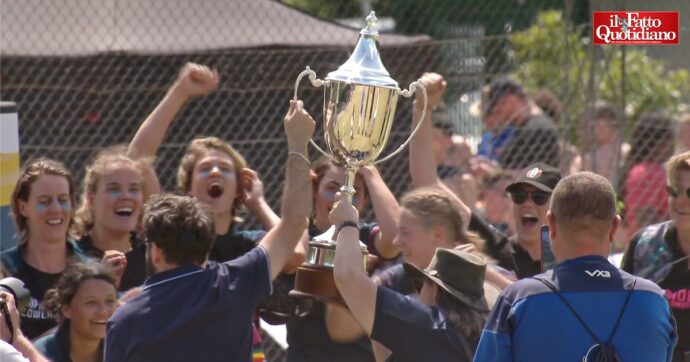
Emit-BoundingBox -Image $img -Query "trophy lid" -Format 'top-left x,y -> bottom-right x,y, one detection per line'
326,12 -> 399,89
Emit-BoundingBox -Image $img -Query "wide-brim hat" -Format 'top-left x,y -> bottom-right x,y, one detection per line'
403,248 -> 499,312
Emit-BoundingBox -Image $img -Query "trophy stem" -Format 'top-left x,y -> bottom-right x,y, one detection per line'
340,167 -> 358,203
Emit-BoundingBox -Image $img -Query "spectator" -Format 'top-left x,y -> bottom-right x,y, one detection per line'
533,88 -> 581,175
72,146 -> 150,291
409,73 -> 562,279
477,84 -> 515,163
282,158 -> 400,362
621,113 -> 675,237
485,77 -> 560,170
678,113 -> 690,153
475,172 -> 677,361
476,170 -> 515,236
432,111 -> 479,209
579,101 -> 629,186
622,151 -> 690,361
331,193 -> 495,362
104,99 -> 314,362
34,261 -> 118,362
1,159 -> 86,339
0,292 -> 49,362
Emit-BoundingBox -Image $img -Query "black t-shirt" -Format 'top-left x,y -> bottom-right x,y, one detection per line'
285,222 -> 380,362
500,114 -> 559,170
0,243 -> 85,339
622,223 -> 690,362
470,213 -> 540,279
76,234 -> 147,292
209,226 -> 265,263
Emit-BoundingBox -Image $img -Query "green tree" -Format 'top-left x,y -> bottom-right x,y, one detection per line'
511,10 -> 689,126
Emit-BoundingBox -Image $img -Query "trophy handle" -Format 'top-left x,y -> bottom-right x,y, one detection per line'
372,81 -> 427,165
293,66 -> 332,160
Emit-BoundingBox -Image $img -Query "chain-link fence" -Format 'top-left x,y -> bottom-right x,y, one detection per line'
2,0 -> 689,237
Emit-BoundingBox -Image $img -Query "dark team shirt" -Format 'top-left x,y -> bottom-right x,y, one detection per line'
104,246 -> 271,362
285,222 -> 382,362
500,114 -> 559,170
210,226 -> 265,263
622,222 -> 690,362
34,321 -> 104,362
371,286 -> 472,362
0,242 -> 86,339
470,213 -> 540,279
475,255 -> 677,361
75,233 -> 146,292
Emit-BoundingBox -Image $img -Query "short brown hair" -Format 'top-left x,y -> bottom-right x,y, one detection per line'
143,194 -> 215,265
666,151 -> 690,190
550,172 -> 616,232
177,137 -> 247,219
11,158 -> 76,244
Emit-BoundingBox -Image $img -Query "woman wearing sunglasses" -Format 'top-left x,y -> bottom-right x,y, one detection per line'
622,150 -> 690,362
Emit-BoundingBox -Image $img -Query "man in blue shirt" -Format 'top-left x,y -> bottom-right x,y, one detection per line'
104,100 -> 315,362
474,172 -> 677,361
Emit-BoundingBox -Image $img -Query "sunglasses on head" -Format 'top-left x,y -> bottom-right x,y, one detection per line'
667,185 -> 690,199
508,189 -> 551,206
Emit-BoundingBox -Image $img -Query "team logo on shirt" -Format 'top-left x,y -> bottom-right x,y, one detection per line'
526,168 -> 542,179
585,270 -> 611,278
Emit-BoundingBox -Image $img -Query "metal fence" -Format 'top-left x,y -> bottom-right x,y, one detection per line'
1,0 -> 688,247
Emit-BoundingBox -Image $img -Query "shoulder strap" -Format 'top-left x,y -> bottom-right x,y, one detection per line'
534,277 -> 637,346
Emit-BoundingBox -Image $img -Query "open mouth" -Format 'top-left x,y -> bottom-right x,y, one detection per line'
114,207 -> 133,217
520,213 -> 539,228
91,320 -> 107,326
208,182 -> 224,199
47,218 -> 63,225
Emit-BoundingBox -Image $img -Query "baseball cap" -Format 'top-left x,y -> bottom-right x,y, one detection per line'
506,162 -> 562,193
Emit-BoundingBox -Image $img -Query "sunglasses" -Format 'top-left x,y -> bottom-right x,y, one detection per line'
667,185 -> 690,199
508,189 -> 551,206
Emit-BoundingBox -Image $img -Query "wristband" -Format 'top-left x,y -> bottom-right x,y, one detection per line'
338,221 -> 360,233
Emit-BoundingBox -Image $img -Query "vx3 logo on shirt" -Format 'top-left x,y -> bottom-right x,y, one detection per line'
585,270 -> 611,278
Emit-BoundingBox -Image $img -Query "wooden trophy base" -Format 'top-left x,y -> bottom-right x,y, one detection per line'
289,264 -> 345,307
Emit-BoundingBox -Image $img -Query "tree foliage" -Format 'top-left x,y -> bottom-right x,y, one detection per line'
511,10 -> 689,125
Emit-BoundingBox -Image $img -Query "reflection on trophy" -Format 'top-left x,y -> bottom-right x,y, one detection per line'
289,11 -> 427,306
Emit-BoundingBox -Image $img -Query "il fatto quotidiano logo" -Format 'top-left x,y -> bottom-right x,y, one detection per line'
592,11 -> 679,45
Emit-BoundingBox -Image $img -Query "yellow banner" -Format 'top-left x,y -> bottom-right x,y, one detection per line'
1,152 -> 20,206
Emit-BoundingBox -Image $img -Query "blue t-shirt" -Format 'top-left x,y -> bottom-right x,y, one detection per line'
474,255 -> 677,362
104,246 -> 271,362
371,286 -> 472,362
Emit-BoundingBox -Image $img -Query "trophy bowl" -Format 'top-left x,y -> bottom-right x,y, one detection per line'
288,11 -> 427,307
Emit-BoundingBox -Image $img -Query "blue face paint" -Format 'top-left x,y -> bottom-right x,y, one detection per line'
36,198 -> 71,212
108,189 -> 123,197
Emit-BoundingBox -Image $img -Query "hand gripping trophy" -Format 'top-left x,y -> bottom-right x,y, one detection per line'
289,11 -> 427,306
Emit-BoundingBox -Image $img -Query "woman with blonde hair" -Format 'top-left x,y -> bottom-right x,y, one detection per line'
72,146 -> 150,291
1,158 -> 86,339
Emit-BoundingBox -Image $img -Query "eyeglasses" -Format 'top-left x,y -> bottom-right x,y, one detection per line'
508,189 -> 551,206
667,185 -> 690,199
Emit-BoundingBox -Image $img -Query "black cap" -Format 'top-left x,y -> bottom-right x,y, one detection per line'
485,77 -> 525,115
506,163 -> 562,193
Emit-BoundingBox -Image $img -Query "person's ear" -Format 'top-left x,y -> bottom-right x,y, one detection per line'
18,200 -> 29,217
61,304 -> 72,320
432,225 -> 447,247
87,191 -> 95,206
547,211 -> 556,240
609,215 -> 621,243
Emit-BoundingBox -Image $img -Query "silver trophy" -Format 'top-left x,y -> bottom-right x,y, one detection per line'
289,11 -> 427,305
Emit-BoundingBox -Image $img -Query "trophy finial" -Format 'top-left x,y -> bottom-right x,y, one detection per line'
360,11 -> 379,37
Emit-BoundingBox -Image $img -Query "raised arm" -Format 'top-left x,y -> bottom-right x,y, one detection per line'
128,63 -> 219,160
358,166 -> 400,259
409,73 -> 471,222
332,195 -> 378,336
258,100 -> 313,280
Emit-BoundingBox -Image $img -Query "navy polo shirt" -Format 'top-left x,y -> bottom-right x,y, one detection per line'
474,255 -> 677,362
104,247 -> 271,362
371,286 -> 472,362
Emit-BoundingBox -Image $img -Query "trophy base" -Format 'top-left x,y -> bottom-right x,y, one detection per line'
289,264 -> 346,307
288,239 -> 368,308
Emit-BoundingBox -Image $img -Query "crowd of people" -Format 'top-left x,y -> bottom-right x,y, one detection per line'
0,62 -> 687,362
